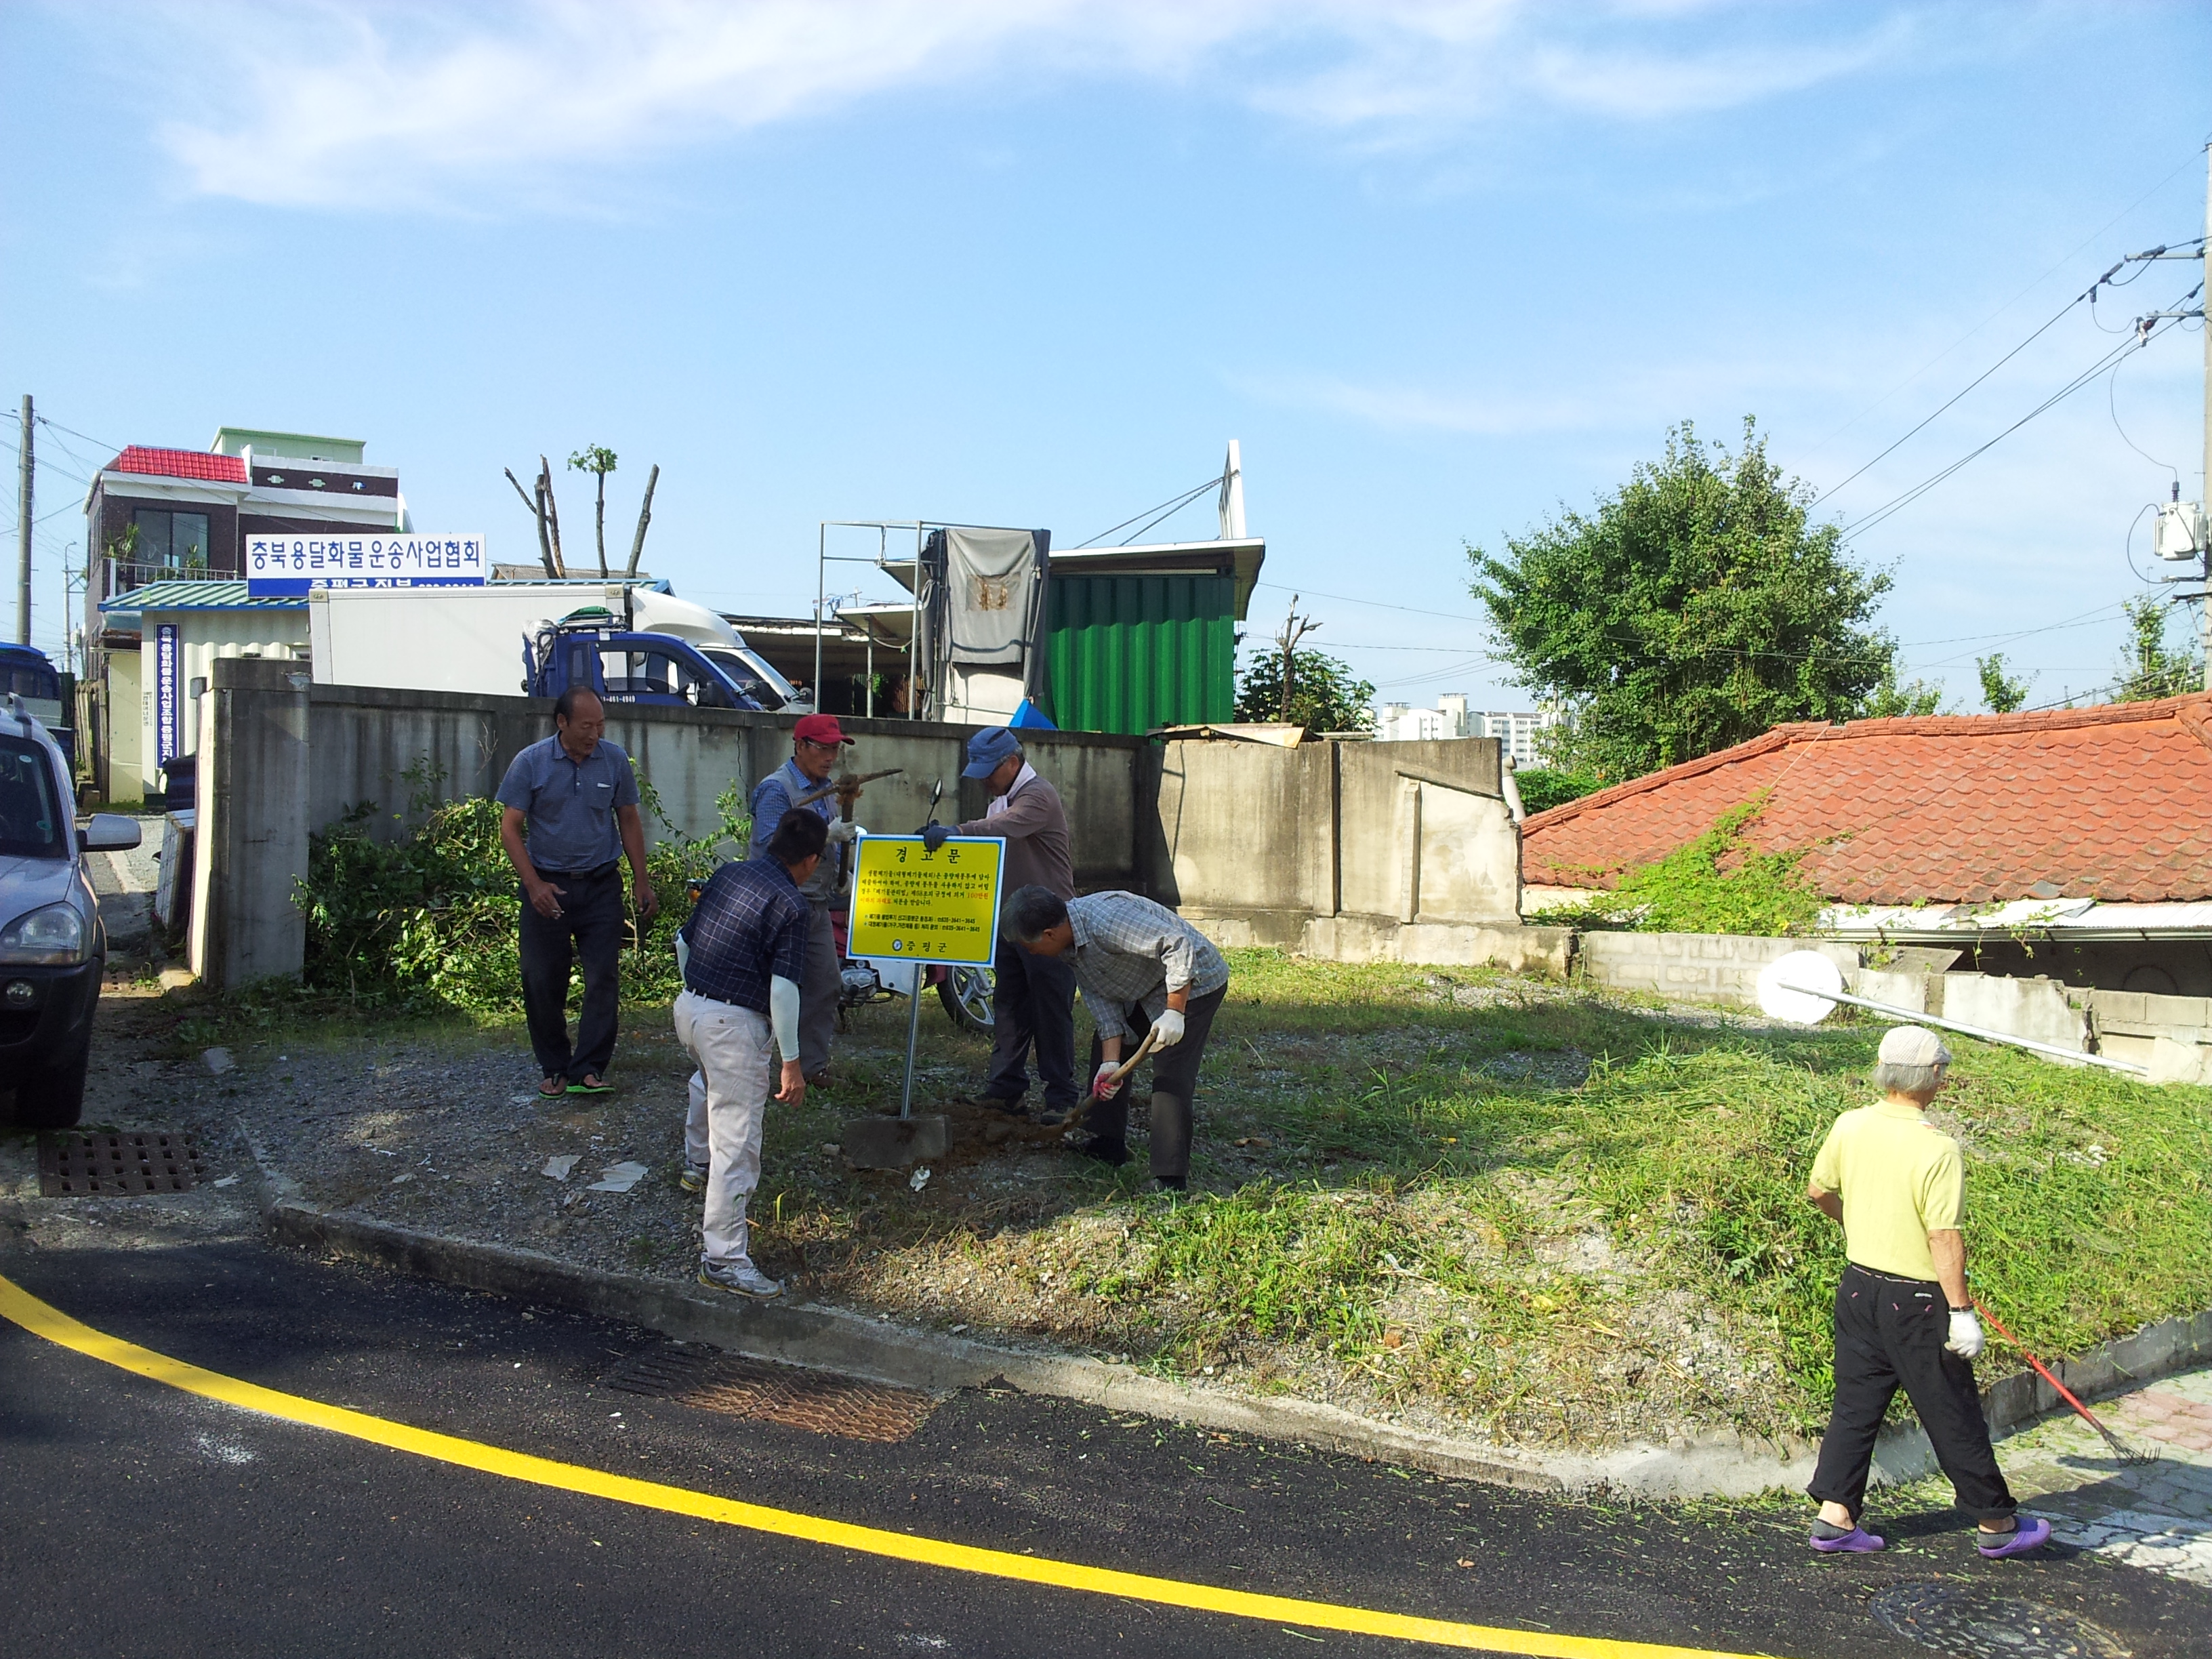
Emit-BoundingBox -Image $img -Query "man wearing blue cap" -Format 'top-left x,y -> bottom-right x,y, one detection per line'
925,728 -> 1077,1121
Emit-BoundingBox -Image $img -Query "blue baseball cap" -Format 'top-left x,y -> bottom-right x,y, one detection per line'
961,726 -> 1023,779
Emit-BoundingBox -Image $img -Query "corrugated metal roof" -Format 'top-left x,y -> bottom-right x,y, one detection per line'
99,580 -> 306,613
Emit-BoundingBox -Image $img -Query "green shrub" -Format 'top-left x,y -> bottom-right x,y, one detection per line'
1515,766 -> 1607,815
1530,794 -> 1824,937
296,762 -> 746,1013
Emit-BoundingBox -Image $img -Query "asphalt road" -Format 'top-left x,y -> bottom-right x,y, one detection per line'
3,1202 -> 2206,1659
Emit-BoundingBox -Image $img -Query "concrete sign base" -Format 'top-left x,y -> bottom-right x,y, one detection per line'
841,1113 -> 948,1170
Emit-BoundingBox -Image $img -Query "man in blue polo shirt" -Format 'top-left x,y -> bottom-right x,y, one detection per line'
747,712 -> 862,1082
676,808 -> 823,1299
497,687 -> 657,1098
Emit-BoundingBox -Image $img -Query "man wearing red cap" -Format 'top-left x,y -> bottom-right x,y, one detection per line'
746,714 -> 860,1082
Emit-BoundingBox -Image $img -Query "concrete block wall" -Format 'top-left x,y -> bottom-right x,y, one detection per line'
194,680 -> 1549,990
1576,931 -> 1860,1006
1145,735 -> 1524,956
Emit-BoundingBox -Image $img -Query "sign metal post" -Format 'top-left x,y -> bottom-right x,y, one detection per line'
848,832 -> 1006,1122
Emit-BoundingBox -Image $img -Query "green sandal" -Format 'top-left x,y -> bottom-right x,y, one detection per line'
567,1076 -> 613,1095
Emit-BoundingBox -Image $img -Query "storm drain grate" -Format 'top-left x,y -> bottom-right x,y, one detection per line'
1870,1580 -> 2127,1659
602,1344 -> 937,1443
39,1132 -> 207,1197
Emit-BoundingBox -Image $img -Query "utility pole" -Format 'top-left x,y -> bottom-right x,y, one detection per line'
1275,594 -> 1317,724
15,395 -> 31,647
2202,142 -> 2211,689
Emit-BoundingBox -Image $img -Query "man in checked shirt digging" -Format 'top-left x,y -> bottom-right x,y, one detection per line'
1005,886 -> 1231,1191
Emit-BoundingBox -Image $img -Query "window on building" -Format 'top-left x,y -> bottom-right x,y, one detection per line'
130,509 -> 214,569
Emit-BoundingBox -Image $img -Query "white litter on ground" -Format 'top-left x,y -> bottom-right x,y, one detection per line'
909,1166 -> 932,1193
541,1154 -> 579,1181
586,1160 -> 650,1193
201,1047 -> 234,1075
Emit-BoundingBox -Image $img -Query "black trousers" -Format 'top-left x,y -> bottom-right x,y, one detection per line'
518,864 -> 626,1084
1084,983 -> 1226,1179
1807,1263 -> 2017,1521
986,936 -> 1078,1111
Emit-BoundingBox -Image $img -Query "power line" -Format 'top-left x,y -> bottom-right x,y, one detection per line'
1841,303 -> 2198,543
1799,145 -> 2211,466
1812,288 -> 2084,505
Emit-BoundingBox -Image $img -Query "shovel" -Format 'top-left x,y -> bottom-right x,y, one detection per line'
1092,1027 -> 1162,1098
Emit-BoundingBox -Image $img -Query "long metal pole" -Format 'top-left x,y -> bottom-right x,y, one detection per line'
16,395 -> 32,647
2202,140 -> 2211,690
1778,980 -> 2148,1076
815,522 -> 825,708
897,962 -> 923,1120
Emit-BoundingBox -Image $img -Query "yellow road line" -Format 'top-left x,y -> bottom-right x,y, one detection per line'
0,1271 -> 1773,1659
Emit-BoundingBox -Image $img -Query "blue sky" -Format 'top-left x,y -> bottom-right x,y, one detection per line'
3,1 -> 2208,717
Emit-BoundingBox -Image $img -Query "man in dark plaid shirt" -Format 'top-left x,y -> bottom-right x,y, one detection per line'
674,810 -> 825,1298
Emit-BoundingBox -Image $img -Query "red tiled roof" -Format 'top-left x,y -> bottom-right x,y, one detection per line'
1520,695 -> 2212,904
106,447 -> 248,485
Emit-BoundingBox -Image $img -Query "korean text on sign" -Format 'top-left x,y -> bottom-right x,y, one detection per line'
244,533 -> 487,596
847,836 -> 1007,968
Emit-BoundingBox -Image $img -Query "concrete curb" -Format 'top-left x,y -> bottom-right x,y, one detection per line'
243,1162 -> 2212,1500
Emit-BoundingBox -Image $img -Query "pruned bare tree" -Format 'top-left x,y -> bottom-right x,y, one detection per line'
627,463 -> 659,578
569,445 -> 617,577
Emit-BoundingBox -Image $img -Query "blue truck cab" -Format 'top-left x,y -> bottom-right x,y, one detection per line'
0,643 -> 73,776
523,613 -> 766,712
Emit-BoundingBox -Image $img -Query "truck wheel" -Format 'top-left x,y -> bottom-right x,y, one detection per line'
14,1035 -> 91,1128
938,966 -> 994,1035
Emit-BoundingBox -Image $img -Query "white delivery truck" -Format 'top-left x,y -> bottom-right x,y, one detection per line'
306,583 -> 808,711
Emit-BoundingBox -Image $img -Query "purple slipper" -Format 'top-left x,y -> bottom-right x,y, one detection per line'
1810,1525 -> 1885,1553
1977,1515 -> 2051,1559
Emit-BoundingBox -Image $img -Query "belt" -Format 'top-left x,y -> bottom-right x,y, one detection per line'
1845,1263 -> 1939,1288
683,985 -> 766,1014
534,861 -> 618,881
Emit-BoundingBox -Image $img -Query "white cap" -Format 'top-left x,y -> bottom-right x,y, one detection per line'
1879,1025 -> 1952,1067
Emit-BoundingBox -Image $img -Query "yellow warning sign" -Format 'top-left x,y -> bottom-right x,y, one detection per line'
848,835 -> 1007,967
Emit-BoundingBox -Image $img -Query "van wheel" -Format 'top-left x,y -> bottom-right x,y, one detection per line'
14,1036 -> 91,1128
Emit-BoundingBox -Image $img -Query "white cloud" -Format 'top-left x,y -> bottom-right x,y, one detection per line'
112,0 -> 1929,209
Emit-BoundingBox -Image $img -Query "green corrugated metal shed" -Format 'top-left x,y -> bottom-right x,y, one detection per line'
1045,573 -> 1237,735
1039,537 -> 1264,736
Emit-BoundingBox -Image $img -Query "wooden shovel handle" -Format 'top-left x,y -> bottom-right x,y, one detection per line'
1095,1026 -> 1162,1097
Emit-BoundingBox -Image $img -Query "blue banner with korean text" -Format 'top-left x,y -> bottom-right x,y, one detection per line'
246,533 -> 487,596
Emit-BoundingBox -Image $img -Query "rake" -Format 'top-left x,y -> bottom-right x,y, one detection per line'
1971,1298 -> 2157,1467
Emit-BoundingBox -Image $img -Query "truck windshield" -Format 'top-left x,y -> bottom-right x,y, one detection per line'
3,659 -> 60,701
702,649 -> 783,711
0,735 -> 66,859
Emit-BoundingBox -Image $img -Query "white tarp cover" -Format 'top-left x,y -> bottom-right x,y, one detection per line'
943,527 -> 1041,665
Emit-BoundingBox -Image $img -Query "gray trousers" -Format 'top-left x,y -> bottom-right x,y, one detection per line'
800,901 -> 838,1077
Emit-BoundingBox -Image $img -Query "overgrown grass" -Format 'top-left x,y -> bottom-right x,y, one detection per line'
827,950 -> 2212,1445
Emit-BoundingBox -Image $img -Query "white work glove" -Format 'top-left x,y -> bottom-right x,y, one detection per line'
1092,1061 -> 1124,1099
827,819 -> 862,844
1945,1309 -> 1984,1359
1150,1006 -> 1187,1048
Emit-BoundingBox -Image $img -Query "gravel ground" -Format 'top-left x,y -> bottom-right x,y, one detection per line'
42,945 -> 1879,1457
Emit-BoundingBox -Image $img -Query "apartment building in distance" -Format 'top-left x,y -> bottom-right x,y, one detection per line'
1374,692 -> 1555,765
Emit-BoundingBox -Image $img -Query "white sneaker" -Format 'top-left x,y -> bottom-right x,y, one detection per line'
678,1160 -> 708,1195
697,1258 -> 783,1299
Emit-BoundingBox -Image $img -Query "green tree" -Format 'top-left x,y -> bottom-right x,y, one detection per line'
568,444 -> 619,577
1234,648 -> 1375,734
2113,596 -> 2202,702
1976,652 -> 2030,714
1863,663 -> 1945,718
1470,419 -> 1902,780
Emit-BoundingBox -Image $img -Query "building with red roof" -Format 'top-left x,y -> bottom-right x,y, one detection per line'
1521,696 -> 2212,995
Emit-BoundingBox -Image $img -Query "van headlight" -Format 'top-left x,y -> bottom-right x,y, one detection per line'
0,903 -> 87,965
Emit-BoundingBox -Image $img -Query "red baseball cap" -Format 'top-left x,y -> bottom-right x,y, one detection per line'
793,713 -> 854,746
